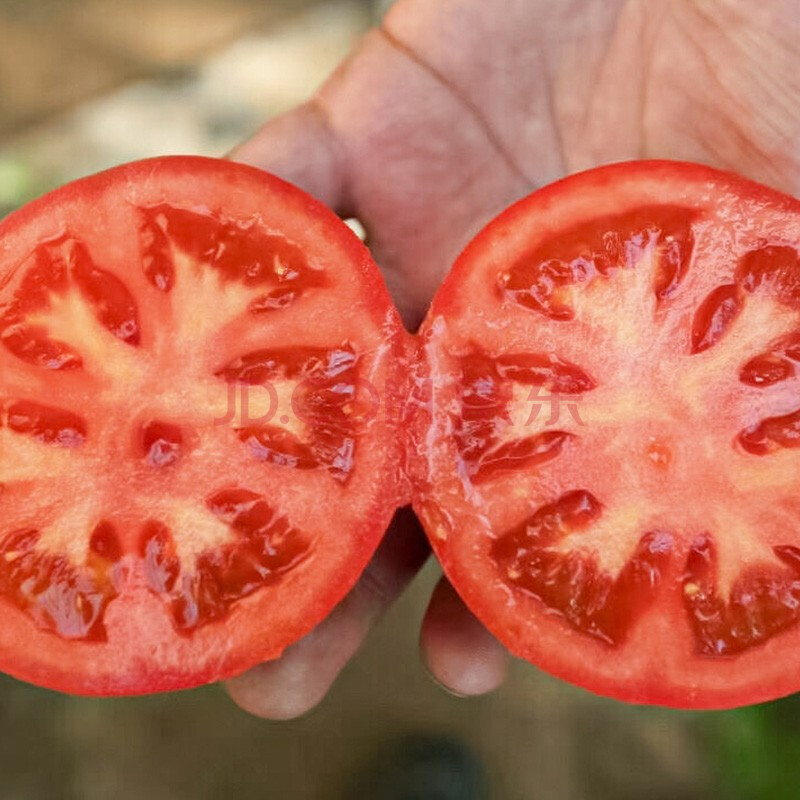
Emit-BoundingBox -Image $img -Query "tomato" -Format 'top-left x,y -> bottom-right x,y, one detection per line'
0,156 -> 409,695
5,157 -> 800,708
413,161 -> 800,709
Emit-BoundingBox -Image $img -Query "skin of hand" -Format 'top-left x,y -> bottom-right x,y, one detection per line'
225,0 -> 800,719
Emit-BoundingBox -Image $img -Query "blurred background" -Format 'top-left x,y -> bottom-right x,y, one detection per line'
0,1 -> 797,798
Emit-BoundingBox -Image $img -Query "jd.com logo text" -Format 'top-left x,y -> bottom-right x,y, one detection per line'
212,381 -> 585,428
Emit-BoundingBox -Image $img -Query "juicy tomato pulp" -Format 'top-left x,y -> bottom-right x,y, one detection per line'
0,157 -> 408,694
414,162 -> 800,709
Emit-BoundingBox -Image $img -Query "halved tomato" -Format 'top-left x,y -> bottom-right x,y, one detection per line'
6,156 -> 800,708
413,161 -> 800,709
0,156 -> 409,695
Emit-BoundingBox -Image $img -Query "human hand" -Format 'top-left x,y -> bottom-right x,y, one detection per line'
226,0 -> 800,718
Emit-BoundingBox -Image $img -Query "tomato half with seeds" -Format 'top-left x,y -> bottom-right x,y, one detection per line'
0,156 -> 409,695
413,161 -> 800,709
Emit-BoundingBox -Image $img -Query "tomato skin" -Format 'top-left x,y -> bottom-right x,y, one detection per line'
413,161 -> 800,710
0,156 -> 411,696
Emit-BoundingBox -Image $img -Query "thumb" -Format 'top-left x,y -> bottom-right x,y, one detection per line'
228,100 -> 350,215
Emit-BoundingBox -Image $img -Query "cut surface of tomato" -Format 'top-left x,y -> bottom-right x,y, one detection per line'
0,156 -> 409,695
6,157 -> 800,708
413,161 -> 800,709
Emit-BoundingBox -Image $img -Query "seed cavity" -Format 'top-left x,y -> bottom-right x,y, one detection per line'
682,535 -> 800,655
492,490 -> 672,644
140,420 -> 183,467
138,489 -> 310,633
0,526 -> 119,641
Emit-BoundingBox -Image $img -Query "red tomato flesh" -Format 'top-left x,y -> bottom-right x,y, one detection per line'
0,157 -> 409,695
413,161 -> 800,709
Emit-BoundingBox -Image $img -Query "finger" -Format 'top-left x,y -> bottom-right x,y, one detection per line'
420,576 -> 510,697
225,507 -> 429,719
228,99 -> 350,214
